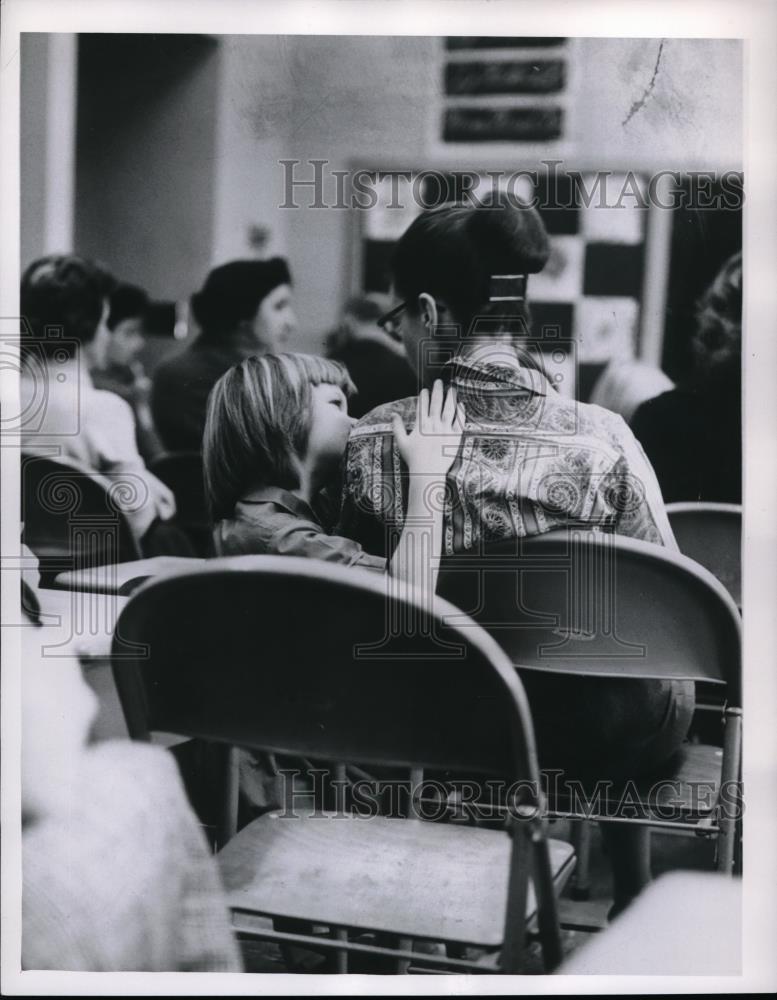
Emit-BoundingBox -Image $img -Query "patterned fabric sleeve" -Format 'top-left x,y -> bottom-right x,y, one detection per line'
605,413 -> 679,550
338,429 -> 405,560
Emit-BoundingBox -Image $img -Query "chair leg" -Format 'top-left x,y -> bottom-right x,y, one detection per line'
599,821 -> 652,916
716,711 -> 742,874
570,820 -> 593,900
733,811 -> 743,876
395,936 -> 413,973
716,808 -> 737,873
335,928 -> 349,973
530,834 -> 564,971
217,746 -> 240,848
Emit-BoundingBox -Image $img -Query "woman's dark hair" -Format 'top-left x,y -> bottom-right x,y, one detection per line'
107,283 -> 150,331
391,193 -> 553,383
691,251 -> 742,386
20,254 -> 115,361
392,193 -> 550,337
203,352 -> 355,521
191,258 -> 291,342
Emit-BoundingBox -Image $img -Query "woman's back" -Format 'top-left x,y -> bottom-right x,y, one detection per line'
339,352 -> 676,558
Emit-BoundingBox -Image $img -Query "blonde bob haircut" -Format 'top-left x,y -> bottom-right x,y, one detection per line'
204,352 -> 356,521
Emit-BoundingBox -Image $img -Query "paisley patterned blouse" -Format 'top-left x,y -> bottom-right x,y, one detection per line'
338,352 -> 677,558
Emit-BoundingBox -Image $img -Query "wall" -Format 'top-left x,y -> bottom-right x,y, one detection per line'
22,34 -> 742,353
571,38 -> 742,172
283,35 -> 438,349
210,35 -> 294,265
20,33 -> 77,267
74,34 -> 220,301
20,34 -> 49,266
213,35 -> 742,352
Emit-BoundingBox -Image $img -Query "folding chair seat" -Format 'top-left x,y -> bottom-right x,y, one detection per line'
112,555 -> 575,973
219,810 -> 574,963
437,531 -> 742,884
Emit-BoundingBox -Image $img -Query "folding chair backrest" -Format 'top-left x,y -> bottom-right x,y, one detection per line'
437,531 -> 741,706
112,555 -> 540,783
21,453 -> 141,580
666,502 -> 741,607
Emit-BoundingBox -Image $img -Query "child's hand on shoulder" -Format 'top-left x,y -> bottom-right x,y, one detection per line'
392,380 -> 465,478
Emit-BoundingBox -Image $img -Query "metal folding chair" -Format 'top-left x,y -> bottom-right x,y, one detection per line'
437,531 -> 742,879
666,502 -> 741,607
666,502 -> 742,761
21,453 -> 142,587
111,555 -> 575,973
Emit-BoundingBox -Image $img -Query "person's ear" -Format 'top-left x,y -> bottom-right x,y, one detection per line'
417,293 -> 439,331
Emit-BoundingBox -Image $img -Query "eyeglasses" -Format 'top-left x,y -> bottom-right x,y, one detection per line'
376,300 -> 407,332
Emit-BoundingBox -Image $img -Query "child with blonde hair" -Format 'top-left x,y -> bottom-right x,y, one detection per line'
204,352 -> 464,594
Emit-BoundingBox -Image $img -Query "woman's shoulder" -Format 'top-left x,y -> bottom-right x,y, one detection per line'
351,396 -> 416,434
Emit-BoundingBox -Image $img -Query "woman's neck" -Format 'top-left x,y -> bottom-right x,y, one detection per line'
421,336 -> 522,385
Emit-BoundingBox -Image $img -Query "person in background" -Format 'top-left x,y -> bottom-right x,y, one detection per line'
151,258 -> 297,452
19,580 -> 241,972
325,294 -> 417,419
337,195 -> 694,919
20,254 -> 177,550
91,281 -> 165,462
589,359 -> 675,424
630,251 -> 742,503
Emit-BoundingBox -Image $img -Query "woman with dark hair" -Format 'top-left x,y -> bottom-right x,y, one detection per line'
151,258 -> 297,452
338,194 -> 694,917
631,251 -> 742,503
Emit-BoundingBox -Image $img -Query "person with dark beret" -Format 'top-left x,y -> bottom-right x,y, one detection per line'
151,258 -> 297,453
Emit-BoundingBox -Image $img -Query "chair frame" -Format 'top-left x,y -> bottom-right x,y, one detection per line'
111,555 -> 573,973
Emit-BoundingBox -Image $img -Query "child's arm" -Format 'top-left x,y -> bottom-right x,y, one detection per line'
389,380 -> 464,597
